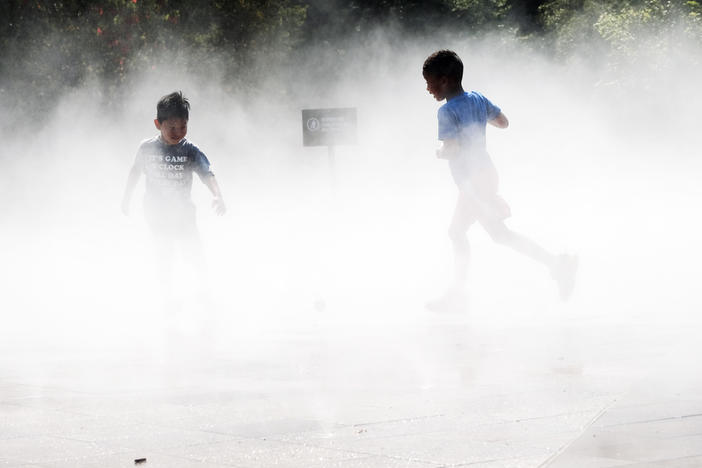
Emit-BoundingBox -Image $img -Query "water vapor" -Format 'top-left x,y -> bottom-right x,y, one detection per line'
1,13 -> 701,405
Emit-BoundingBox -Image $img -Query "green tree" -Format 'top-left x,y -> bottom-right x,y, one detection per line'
0,0 -> 308,120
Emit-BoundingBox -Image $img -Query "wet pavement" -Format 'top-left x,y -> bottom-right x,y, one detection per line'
1,289 -> 701,467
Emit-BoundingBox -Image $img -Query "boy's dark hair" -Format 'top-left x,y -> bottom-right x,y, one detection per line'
156,91 -> 190,123
422,50 -> 463,83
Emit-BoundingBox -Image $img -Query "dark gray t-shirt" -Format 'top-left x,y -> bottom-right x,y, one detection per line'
134,136 -> 213,202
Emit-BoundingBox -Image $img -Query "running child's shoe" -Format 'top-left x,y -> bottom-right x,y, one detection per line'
551,253 -> 578,301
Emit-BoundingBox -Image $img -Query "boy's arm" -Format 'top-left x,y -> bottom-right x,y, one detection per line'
121,163 -> 141,215
203,174 -> 226,216
488,111 -> 509,129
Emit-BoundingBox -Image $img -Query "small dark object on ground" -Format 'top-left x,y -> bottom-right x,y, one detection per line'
135,458 -> 147,464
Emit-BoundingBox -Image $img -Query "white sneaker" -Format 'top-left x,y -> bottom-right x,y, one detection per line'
551,254 -> 578,301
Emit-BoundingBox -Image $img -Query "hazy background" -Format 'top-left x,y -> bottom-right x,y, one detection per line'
1,0 -> 701,394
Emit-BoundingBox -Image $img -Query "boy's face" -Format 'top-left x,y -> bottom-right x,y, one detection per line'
424,73 -> 450,101
154,117 -> 188,145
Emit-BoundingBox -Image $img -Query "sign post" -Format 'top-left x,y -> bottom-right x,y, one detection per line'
301,108 -> 357,309
302,107 -> 357,147
302,107 -> 357,188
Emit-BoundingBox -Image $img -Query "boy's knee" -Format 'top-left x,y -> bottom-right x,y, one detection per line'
448,224 -> 467,244
486,224 -> 512,245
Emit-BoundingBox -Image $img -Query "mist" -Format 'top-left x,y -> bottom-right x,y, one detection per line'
1,7 -> 702,465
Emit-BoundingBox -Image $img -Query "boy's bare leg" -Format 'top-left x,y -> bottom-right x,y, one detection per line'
426,195 -> 474,311
455,181 -> 555,269
175,204 -> 211,307
481,219 -> 555,268
448,194 -> 476,289
179,228 -> 218,339
481,218 -> 578,300
153,236 -> 176,311
452,185 -> 577,300
181,232 -> 210,298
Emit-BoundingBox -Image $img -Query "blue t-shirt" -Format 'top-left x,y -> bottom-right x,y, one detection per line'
438,91 -> 501,178
134,136 -> 213,202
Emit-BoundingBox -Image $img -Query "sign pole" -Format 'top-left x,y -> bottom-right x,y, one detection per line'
327,145 -> 336,191
300,108 -> 356,313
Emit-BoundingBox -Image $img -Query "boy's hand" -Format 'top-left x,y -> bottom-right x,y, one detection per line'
212,197 -> 226,216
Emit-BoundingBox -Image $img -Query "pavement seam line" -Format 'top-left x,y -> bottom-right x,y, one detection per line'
536,397 -> 619,468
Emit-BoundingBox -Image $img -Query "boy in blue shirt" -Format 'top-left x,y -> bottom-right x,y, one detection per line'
121,91 -> 226,299
422,50 -> 576,310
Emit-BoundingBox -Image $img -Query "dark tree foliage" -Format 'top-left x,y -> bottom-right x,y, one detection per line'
1,0 -> 701,118
301,0 -> 511,40
0,0 -> 307,115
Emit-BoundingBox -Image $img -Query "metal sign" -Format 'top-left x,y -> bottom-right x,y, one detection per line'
302,108 -> 357,147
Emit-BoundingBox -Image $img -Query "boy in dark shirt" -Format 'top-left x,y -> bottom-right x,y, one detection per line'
121,91 -> 225,300
423,50 -> 577,310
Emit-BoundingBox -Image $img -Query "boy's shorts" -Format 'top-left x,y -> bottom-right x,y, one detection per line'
143,196 -> 199,240
452,157 -> 511,222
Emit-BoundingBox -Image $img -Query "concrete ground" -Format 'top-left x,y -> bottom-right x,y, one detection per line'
2,281 -> 701,468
